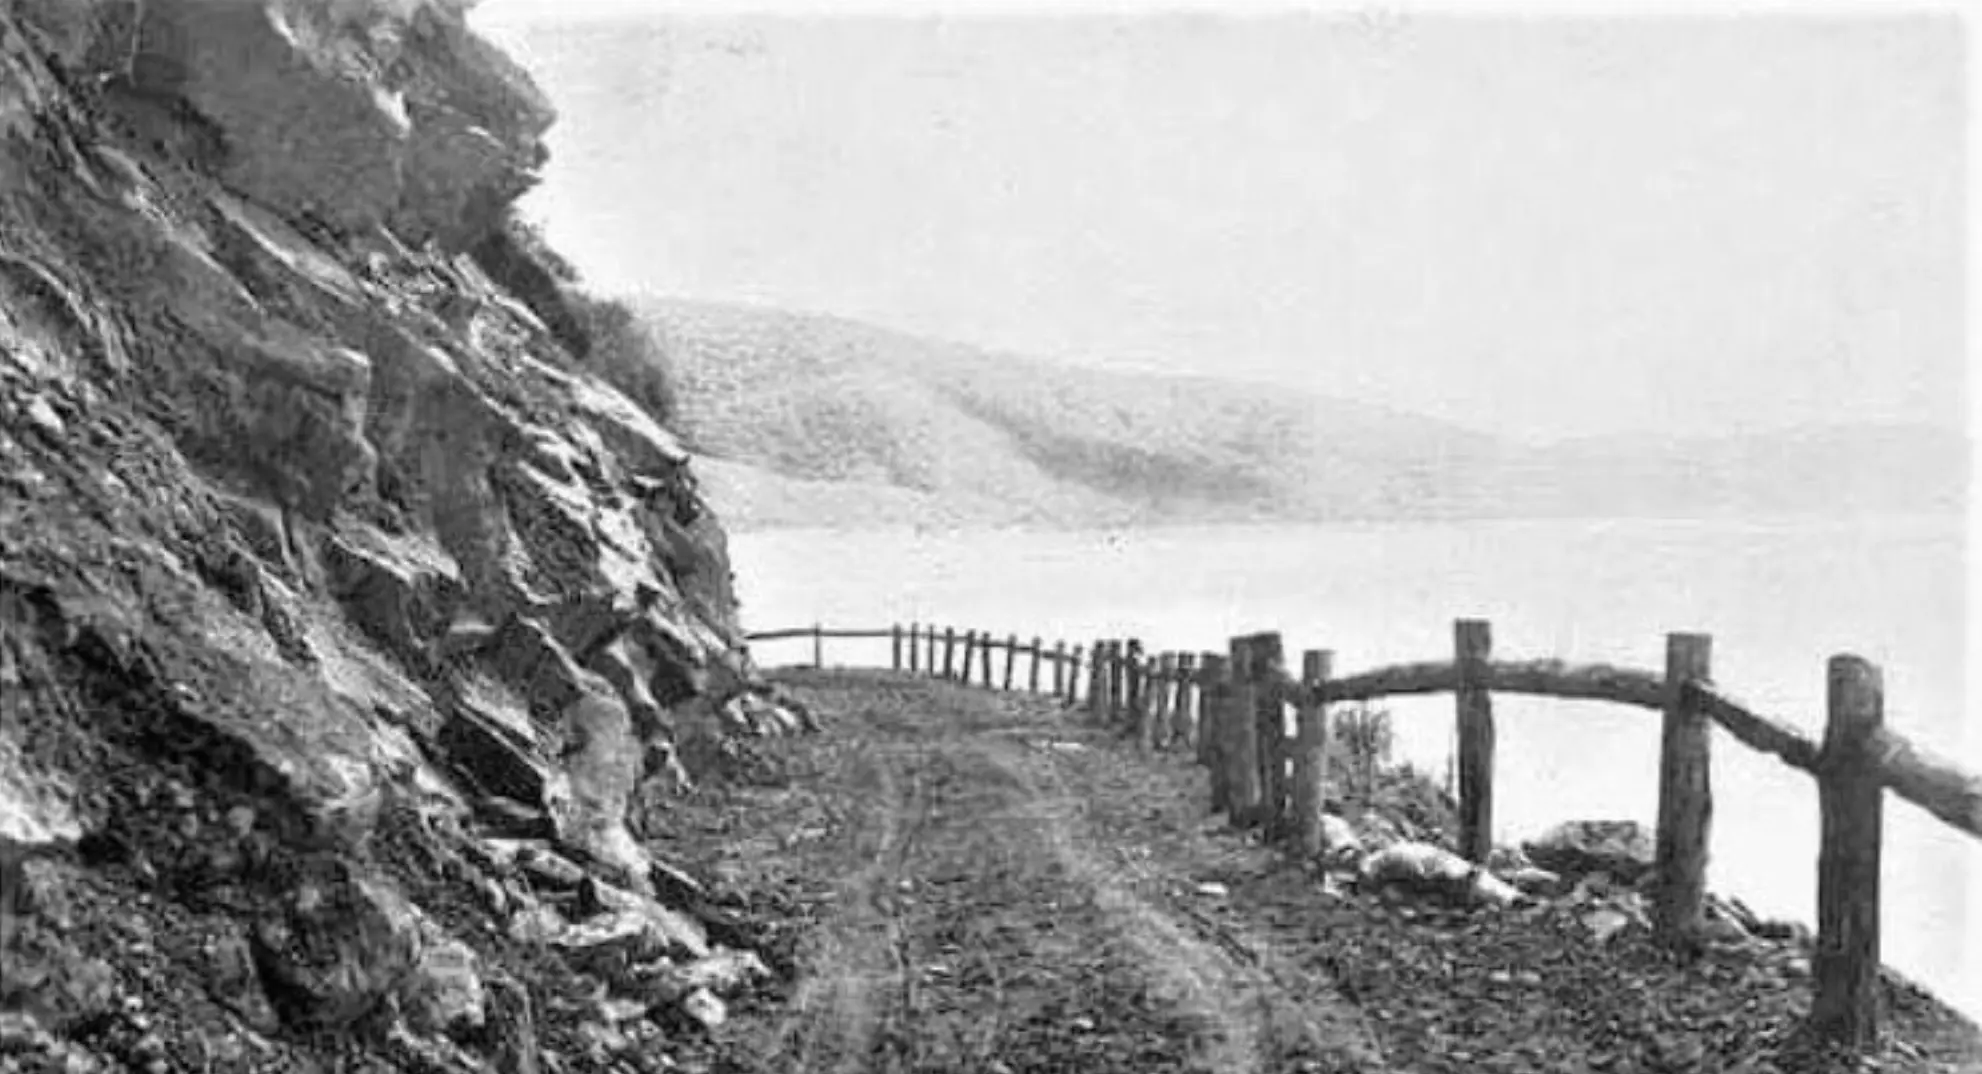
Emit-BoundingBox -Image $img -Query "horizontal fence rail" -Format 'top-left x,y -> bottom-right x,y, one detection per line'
744,617 -> 1980,1050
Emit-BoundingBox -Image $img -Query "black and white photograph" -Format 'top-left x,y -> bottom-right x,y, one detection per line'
0,0 -> 1974,1071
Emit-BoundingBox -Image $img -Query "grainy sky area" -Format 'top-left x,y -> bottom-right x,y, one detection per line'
472,3 -> 1966,443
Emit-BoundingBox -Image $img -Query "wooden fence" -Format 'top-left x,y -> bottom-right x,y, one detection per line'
744,619 -> 1982,1050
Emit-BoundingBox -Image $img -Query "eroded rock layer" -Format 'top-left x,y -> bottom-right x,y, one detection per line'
1,1 -> 794,1067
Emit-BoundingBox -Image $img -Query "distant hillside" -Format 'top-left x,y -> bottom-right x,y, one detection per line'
627,297 -> 1966,530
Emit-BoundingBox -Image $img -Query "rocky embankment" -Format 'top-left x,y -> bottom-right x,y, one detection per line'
1,2 -> 803,1070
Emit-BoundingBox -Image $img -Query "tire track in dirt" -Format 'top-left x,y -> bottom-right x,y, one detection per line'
970,736 -> 1267,1071
743,676 -> 1385,1074
976,733 -> 1391,1074
769,737 -> 930,1074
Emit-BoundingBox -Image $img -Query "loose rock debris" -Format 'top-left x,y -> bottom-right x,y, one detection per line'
637,670 -> 1982,1074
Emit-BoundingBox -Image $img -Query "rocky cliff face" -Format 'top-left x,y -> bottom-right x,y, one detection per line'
0,2 -> 800,1068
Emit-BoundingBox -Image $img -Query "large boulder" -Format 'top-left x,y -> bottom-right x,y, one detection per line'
390,3 -> 555,246
401,928 -> 487,1035
249,865 -> 424,1030
549,687 -> 647,885
438,672 -> 560,809
1521,820 -> 1656,884
132,0 -> 412,235
130,0 -> 554,248
1359,841 -> 1522,908
320,526 -> 464,667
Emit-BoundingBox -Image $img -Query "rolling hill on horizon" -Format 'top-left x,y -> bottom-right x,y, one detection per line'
625,296 -> 1967,531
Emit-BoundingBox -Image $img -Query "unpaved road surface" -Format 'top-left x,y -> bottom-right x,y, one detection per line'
669,671 -> 1387,1074
660,672 -> 1982,1074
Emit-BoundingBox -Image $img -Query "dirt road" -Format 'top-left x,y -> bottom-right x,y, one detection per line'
669,672 -> 1387,1074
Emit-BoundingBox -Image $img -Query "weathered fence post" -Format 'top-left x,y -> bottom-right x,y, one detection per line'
1295,649 -> 1334,859
965,630 -> 981,684
1225,637 -> 1264,828
925,626 -> 937,674
1454,619 -> 1495,864
1172,653 -> 1197,748
943,627 -> 957,681
1197,652 -> 1224,772
981,633 -> 997,686
1655,632 -> 1713,943
1067,644 -> 1084,706
1095,639 -> 1110,716
812,623 -> 824,668
1004,633 -> 1019,691
1201,654 -> 1229,807
1088,639 -> 1109,718
1153,653 -> 1177,749
892,624 -> 903,671
1029,637 -> 1043,694
1125,639 -> 1147,739
1810,655 -> 1885,1049
1108,640 -> 1125,721
1052,641 -> 1067,698
1250,633 -> 1290,838
1136,652 -> 1160,751
908,624 -> 921,673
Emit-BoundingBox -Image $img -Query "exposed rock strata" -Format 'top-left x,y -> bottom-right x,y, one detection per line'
1,1 -> 797,1067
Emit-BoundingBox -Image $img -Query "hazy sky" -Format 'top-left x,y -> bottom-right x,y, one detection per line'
472,5 -> 1965,443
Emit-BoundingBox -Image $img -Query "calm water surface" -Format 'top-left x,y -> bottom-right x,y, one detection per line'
728,515 -> 1975,1019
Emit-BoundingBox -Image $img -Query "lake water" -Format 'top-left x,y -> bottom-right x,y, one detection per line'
725,515 -> 1977,1020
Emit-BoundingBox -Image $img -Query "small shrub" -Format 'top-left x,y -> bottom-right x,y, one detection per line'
1329,703 -> 1393,804
501,210 -> 581,284
482,212 -> 680,431
569,291 -> 680,427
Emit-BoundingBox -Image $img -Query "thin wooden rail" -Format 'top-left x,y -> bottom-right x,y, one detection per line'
745,627 -> 898,642
743,616 -> 1979,1048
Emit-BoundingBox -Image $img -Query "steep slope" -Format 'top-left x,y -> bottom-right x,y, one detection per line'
641,297 -> 1966,530
1,3 -> 797,1070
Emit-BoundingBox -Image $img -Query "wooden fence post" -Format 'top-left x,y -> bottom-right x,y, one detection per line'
1171,654 -> 1195,748
982,633 -> 997,686
812,623 -> 824,668
1136,651 -> 1160,751
1201,654 -> 1229,808
1097,641 -> 1114,720
1067,644 -> 1083,706
892,624 -> 903,671
908,624 -> 921,673
1108,640 -> 1124,721
1810,655 -> 1885,1049
1225,637 -> 1264,829
1250,633 -> 1290,839
1197,652 -> 1223,771
1029,637 -> 1043,694
925,626 -> 936,674
1004,633 -> 1019,691
1455,619 -> 1495,864
943,627 -> 957,681
1153,653 -> 1176,749
1295,649 -> 1334,859
1088,639 -> 1109,718
1655,633 -> 1714,943
1052,641 -> 1067,698
1125,639 -> 1147,739
966,631 -> 981,683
